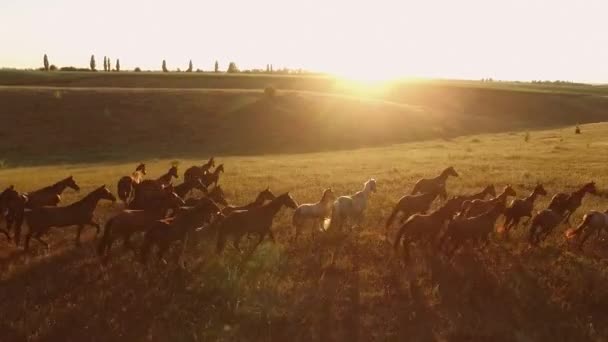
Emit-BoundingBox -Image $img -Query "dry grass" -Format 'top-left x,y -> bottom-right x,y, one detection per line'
1,123 -> 608,340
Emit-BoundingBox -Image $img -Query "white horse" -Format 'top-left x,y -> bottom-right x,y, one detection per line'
566,210 -> 608,250
292,188 -> 336,240
329,178 -> 377,231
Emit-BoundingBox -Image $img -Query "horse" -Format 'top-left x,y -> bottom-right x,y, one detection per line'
97,187 -> 185,263
201,164 -> 224,188
528,209 -> 565,246
134,165 -> 179,195
222,187 -> 276,215
445,185 -> 497,210
0,186 -> 27,241
566,210 -> 608,250
184,157 -> 215,184
440,201 -> 506,256
23,185 -> 116,251
385,186 -> 444,233
25,176 -> 80,208
173,178 -> 208,199
292,188 -> 336,240
117,163 -> 146,204
216,193 -> 298,253
140,198 -> 222,267
503,184 -> 547,234
461,185 -> 516,217
330,179 -> 377,231
411,167 -> 458,200
547,181 -> 597,225
393,202 -> 460,260
184,185 -> 229,207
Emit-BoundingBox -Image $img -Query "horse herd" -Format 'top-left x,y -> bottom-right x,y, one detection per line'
0,160 -> 604,268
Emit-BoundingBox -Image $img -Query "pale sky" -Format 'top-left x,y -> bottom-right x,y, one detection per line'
1,0 -> 606,82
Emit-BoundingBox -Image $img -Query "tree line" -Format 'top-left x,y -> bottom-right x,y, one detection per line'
41,54 -> 306,74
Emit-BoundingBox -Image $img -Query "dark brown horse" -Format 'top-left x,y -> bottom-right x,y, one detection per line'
393,202 -> 460,260
528,209 -> 564,246
216,193 -> 298,253
173,178 -> 208,199
411,166 -> 458,200
503,184 -> 547,233
446,185 -> 496,209
222,187 -> 276,215
462,185 -> 516,217
134,166 -> 179,194
97,187 -> 185,263
184,157 -> 215,184
184,185 -> 229,207
201,164 -> 224,188
0,186 -> 27,241
117,163 -> 146,203
25,176 -> 80,208
385,186 -> 444,232
23,186 -> 116,251
440,201 -> 506,256
547,181 -> 597,225
140,198 -> 221,267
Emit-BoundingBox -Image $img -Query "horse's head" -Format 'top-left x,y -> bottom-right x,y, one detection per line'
216,164 -> 225,174
534,183 -> 548,196
208,157 -> 216,168
0,185 -> 17,208
279,192 -> 299,209
504,185 -> 516,197
209,185 -> 228,206
484,184 -> 497,197
258,187 -> 277,203
445,166 -> 459,178
365,178 -> 377,193
583,181 -> 597,195
322,188 -> 336,202
136,163 -> 147,175
169,166 -> 179,179
98,185 -> 117,203
65,176 -> 81,192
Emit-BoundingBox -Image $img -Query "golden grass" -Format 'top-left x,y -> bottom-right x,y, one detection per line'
2,123 -> 608,340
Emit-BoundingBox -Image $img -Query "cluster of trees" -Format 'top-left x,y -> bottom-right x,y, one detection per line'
531,80 -> 589,86
41,54 -> 311,74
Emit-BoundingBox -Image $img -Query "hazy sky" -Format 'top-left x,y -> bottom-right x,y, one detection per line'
1,0 -> 606,82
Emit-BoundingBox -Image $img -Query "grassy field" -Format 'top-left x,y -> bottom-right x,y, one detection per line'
2,123 -> 608,341
2,83 -> 608,166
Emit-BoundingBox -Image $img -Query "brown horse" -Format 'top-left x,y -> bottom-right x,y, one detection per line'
528,209 -> 564,246
173,178 -> 208,199
140,198 -> 221,266
446,185 -> 496,209
393,202 -> 460,260
547,181 -> 597,225
25,176 -> 80,208
184,157 -> 215,184
184,185 -> 229,207
503,184 -> 547,233
23,185 -> 116,251
216,193 -> 298,253
462,185 -> 516,217
411,166 -> 459,200
201,164 -> 224,188
117,163 -> 146,203
97,187 -> 185,263
222,187 -> 276,215
385,186 -> 444,232
0,186 -> 27,241
134,166 -> 179,194
440,201 -> 506,256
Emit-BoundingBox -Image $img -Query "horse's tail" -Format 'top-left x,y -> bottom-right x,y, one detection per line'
385,204 -> 401,231
566,213 -> 592,239
97,217 -> 114,257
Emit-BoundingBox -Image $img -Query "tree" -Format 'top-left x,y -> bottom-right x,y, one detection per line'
116,59 -> 120,72
90,55 -> 96,71
214,60 -> 219,73
227,62 -> 239,73
103,56 -> 107,72
187,60 -> 193,72
43,54 -> 49,71
107,57 -> 111,71
270,64 -> 273,73
162,60 -> 168,72
266,64 -> 270,73
134,67 -> 142,72
49,64 -> 57,71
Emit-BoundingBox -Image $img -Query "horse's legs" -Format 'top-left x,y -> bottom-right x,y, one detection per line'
33,231 -> 50,251
233,234 -> 244,253
75,225 -> 84,246
14,214 -> 24,246
0,228 -> 10,241
178,233 -> 189,269
123,233 -> 135,252
579,227 -> 592,250
89,220 -> 101,236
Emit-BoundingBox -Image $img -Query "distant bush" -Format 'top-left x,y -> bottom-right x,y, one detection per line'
59,66 -> 90,72
195,69 -> 203,73
49,64 -> 57,71
134,67 -> 141,72
227,62 -> 239,73
264,86 -> 276,98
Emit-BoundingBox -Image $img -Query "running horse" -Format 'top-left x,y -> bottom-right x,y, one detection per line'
547,181 -> 597,226
25,176 -> 80,208
330,178 -> 377,231
503,184 -> 547,234
222,187 -> 276,215
385,185 -> 446,233
201,164 -> 225,188
411,167 -> 458,200
292,188 -> 335,240
117,163 -> 146,204
566,209 -> 608,250
184,157 -> 215,184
